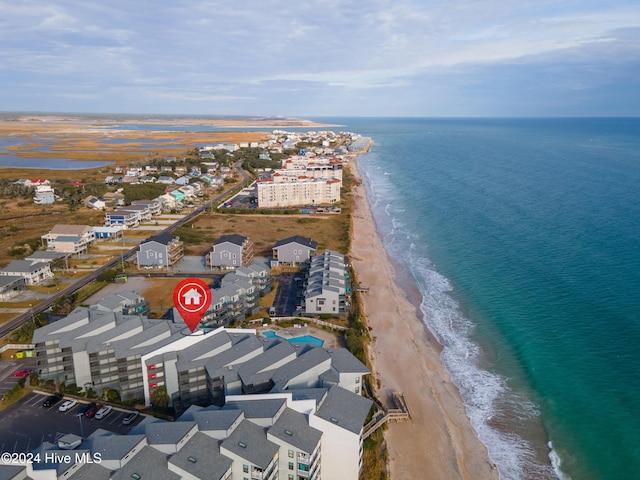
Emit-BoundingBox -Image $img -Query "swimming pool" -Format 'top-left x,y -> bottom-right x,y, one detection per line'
262,331 -> 325,347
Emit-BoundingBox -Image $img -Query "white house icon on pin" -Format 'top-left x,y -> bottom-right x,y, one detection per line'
183,288 -> 203,306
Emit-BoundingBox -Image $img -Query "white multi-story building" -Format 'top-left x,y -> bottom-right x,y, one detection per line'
257,177 -> 341,209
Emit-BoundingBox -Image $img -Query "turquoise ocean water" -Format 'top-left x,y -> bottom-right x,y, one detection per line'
8,116 -> 637,478
328,117 -> 640,480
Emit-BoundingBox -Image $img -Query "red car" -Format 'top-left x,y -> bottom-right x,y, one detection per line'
12,369 -> 31,377
85,404 -> 102,418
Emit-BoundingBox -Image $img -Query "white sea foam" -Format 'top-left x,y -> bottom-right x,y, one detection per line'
409,253 -> 559,480
360,157 -> 561,479
548,442 -> 572,480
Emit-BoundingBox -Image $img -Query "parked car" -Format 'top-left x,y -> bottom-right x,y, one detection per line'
75,402 -> 97,417
85,404 -> 101,418
12,369 -> 31,377
58,400 -> 78,412
42,393 -> 64,408
95,405 -> 112,420
121,411 -> 139,425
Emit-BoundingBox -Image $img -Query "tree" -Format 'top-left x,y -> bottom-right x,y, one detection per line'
29,371 -> 39,387
52,294 -> 76,315
151,385 -> 170,409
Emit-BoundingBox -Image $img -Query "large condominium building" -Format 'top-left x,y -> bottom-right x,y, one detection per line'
256,154 -> 343,209
32,303 -> 368,411
11,385 -> 371,480
304,250 -> 351,315
257,177 -> 341,209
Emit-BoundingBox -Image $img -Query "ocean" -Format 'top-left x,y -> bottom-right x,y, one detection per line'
330,117 -> 640,480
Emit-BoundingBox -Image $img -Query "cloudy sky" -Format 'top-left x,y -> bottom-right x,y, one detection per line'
1,0 -> 639,117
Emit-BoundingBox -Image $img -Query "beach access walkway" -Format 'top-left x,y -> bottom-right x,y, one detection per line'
363,391 -> 411,439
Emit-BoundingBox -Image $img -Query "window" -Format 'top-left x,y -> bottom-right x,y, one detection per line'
356,377 -> 360,383
288,450 -> 294,458
289,462 -> 294,470
243,465 -> 249,473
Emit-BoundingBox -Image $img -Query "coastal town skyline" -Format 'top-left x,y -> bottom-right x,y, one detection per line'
2,0 -> 639,118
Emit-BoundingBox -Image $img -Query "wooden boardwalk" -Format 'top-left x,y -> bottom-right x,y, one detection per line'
363,391 -> 411,439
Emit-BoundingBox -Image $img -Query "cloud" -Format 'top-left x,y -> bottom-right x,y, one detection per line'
0,0 -> 639,115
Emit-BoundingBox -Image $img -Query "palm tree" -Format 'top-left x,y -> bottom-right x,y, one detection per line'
152,385 -> 170,409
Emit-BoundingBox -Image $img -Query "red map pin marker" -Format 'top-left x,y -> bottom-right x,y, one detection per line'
173,278 -> 212,333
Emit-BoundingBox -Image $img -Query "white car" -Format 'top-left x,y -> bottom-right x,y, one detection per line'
58,400 -> 78,412
94,405 -> 112,420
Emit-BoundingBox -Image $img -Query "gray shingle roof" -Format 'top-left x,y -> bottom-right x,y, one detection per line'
87,432 -> 146,461
273,235 -> 318,249
220,419 -> 279,469
145,421 -> 197,446
315,385 -> 373,435
68,462 -> 112,480
190,409 -> 244,435
270,347 -> 331,388
168,432 -> 232,480
215,234 -> 248,246
111,446 -> 180,480
326,348 -> 371,374
2,260 -> 49,273
267,407 -> 322,454
223,398 -> 286,423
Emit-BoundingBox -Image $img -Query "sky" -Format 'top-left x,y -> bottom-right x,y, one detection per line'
1,0 -> 639,117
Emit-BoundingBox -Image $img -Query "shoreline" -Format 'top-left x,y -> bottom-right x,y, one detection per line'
349,156 -> 498,479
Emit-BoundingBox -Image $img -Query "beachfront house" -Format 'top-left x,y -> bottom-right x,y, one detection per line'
304,250 -> 350,315
272,235 -> 318,266
207,234 -> 254,270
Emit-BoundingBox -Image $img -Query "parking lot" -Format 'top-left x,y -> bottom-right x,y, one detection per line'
271,272 -> 304,317
0,359 -> 36,401
0,391 -> 144,453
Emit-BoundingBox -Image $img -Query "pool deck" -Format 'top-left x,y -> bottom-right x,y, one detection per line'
258,324 -> 345,349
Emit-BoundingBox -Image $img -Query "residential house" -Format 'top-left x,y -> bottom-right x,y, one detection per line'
105,209 -> 140,229
103,191 -> 125,207
0,276 -> 27,301
0,260 -> 53,286
41,224 -> 96,254
83,195 -> 106,210
137,233 -> 184,269
235,259 -> 272,295
92,290 -> 149,316
157,193 -> 182,212
207,235 -> 254,270
131,199 -> 162,216
119,204 -> 153,223
92,225 -> 124,240
33,185 -> 55,204
157,175 -> 175,185
272,235 -> 317,266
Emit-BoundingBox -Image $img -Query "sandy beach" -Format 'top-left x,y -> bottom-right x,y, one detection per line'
349,161 -> 499,479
